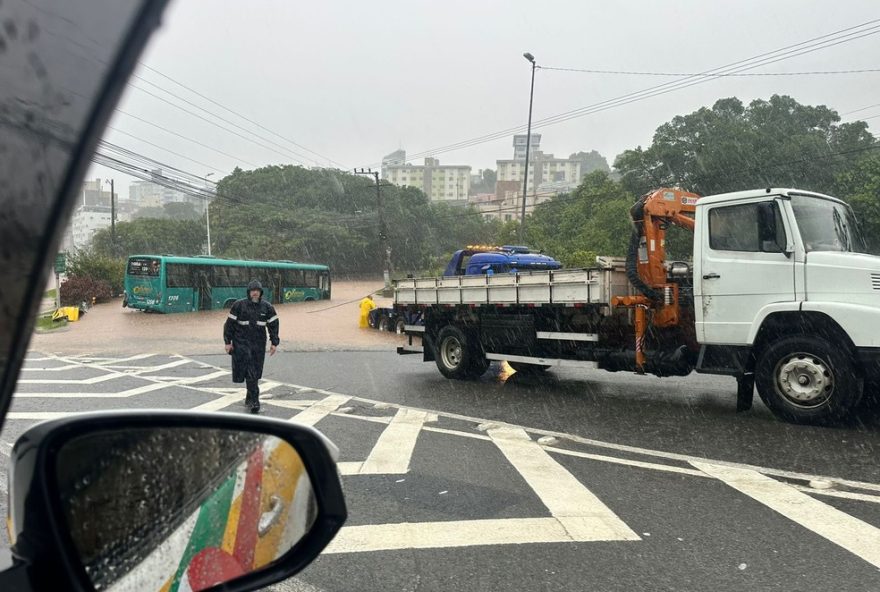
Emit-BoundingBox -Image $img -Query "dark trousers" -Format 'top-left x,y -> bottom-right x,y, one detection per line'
246,378 -> 260,405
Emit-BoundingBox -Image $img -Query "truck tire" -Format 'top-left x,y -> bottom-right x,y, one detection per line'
508,361 -> 550,373
395,318 -> 406,334
755,335 -> 863,424
435,325 -> 487,379
378,316 -> 391,332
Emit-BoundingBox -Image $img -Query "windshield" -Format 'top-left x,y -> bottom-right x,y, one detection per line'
790,195 -> 867,253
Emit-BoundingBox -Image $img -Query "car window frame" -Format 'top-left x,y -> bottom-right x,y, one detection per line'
0,0 -> 172,432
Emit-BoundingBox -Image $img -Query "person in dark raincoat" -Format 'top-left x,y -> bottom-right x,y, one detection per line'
223,280 -> 280,413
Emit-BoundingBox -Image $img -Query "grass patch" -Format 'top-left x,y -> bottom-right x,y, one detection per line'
35,314 -> 67,332
44,288 -> 57,299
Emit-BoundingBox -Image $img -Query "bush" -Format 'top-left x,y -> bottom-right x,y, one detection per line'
60,275 -> 113,306
66,250 -> 126,294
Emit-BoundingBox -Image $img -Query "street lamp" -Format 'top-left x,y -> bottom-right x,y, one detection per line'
205,172 -> 215,256
520,52 -> 537,242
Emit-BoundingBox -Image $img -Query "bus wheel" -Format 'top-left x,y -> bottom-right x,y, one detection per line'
435,325 -> 486,380
223,299 -> 236,309
755,335 -> 862,425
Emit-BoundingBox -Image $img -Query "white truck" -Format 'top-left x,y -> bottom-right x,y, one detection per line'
394,187 -> 880,425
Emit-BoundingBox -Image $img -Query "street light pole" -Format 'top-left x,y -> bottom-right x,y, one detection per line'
205,172 -> 214,256
354,168 -> 392,292
520,52 -> 537,242
104,179 -> 116,256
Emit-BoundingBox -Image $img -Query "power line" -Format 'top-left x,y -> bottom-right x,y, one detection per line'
388,19 -> 880,165
106,126 -> 227,175
136,64 -> 349,169
538,66 -> 880,76
842,102 -> 880,115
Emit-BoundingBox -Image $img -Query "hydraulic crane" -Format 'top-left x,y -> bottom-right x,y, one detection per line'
612,187 -> 701,372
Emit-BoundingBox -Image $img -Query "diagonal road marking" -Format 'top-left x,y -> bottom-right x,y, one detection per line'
289,395 -> 351,426
488,426 -> 640,542
359,408 -> 429,475
324,517 -> 634,553
692,461 -> 880,569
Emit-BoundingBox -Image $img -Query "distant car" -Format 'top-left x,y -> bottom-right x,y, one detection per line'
369,307 -> 423,333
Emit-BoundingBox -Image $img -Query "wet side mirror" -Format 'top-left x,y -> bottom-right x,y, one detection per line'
4,411 -> 346,592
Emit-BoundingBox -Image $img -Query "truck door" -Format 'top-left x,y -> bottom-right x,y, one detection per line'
696,199 -> 795,344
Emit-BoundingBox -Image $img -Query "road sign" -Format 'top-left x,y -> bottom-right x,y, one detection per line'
54,253 -> 66,274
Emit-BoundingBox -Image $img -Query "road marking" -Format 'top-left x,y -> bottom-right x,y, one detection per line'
692,462 -> 880,569
359,408 -> 429,475
289,395 -> 351,426
129,358 -> 192,374
93,353 -> 155,365
16,372 -> 121,384
337,461 -> 364,475
546,445 -> 707,478
325,517 -> 635,553
792,485 -> 880,505
487,426 -> 640,542
20,364 -> 83,372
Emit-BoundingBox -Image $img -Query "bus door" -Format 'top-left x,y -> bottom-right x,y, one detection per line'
197,270 -> 212,310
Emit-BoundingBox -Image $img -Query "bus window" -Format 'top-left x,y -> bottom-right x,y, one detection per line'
166,264 -> 193,288
226,266 -> 248,287
127,257 -> 160,276
213,266 -> 231,287
282,269 -> 304,286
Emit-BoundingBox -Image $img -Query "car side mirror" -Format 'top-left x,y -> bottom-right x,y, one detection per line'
4,411 -> 346,592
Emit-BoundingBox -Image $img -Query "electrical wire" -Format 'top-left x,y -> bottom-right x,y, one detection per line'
538,66 -> 880,76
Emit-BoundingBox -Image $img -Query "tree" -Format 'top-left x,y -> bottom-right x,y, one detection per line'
834,152 -> 880,253
569,151 -> 611,176
524,171 -> 635,263
91,218 -> 206,259
210,165 -> 500,274
470,169 -> 497,195
615,95 -> 875,198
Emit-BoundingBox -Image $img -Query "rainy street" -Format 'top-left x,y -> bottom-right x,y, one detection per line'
6,342 -> 880,591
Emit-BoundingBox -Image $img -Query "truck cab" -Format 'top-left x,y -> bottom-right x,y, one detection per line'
443,245 -> 563,277
693,188 -> 880,422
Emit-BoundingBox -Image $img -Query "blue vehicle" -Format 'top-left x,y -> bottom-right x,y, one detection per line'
442,245 -> 562,277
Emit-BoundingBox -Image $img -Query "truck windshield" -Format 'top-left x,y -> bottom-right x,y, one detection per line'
790,195 -> 866,253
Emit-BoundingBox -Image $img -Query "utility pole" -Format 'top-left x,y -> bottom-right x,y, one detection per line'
520,52 -> 537,242
355,168 -> 392,292
205,172 -> 215,256
105,179 -> 116,256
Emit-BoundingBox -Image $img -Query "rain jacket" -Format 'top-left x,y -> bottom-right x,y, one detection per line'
224,280 -> 280,383
358,296 -> 376,328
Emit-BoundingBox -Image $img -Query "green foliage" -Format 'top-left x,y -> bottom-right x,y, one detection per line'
470,169 -> 497,194
210,165 -> 500,274
524,171 -> 635,263
569,151 -> 611,176
834,152 -> 880,253
615,95 -> 875,197
66,250 -> 126,294
131,201 -> 202,221
91,218 -> 207,260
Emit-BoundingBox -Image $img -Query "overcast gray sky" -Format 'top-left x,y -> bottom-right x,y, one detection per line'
90,0 -> 880,197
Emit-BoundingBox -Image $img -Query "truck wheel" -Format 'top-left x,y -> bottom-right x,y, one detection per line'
395,318 -> 406,334
508,361 -> 550,373
435,325 -> 485,379
755,335 -> 863,424
378,316 -> 391,331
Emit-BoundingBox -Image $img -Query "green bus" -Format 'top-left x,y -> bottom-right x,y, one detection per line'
123,255 -> 331,313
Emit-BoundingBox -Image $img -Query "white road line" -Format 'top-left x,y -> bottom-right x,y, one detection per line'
266,379 -> 880,495
545,446 -> 708,478
692,462 -> 880,569
325,517 -> 634,553
129,358 -> 192,374
289,395 -> 351,427
793,486 -> 880,505
17,372 -> 121,385
359,408 -> 430,475
423,426 -> 492,441
487,426 -> 640,542
337,461 -> 364,475
263,400 -> 318,410
20,364 -> 83,372
191,393 -> 245,412
93,353 -> 155,365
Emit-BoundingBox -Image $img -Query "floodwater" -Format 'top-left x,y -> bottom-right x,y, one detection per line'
30,280 -> 402,356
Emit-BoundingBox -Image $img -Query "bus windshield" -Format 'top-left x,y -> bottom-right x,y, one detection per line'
127,257 -> 161,276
